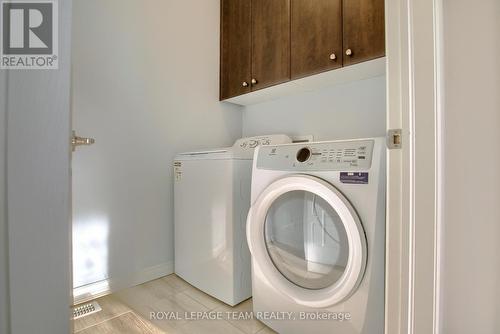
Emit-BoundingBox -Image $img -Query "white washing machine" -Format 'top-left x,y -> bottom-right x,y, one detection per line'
174,135 -> 292,306
247,138 -> 386,333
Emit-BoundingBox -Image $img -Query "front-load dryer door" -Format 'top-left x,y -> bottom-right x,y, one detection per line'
247,175 -> 367,308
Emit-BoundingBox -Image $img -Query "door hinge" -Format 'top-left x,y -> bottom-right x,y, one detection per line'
387,129 -> 402,149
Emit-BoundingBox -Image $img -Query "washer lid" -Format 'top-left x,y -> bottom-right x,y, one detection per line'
247,175 -> 367,308
175,149 -> 235,160
175,134 -> 293,161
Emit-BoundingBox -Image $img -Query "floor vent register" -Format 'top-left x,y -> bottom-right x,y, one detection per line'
72,301 -> 102,319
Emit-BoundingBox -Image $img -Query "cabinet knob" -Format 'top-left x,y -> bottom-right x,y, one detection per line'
251,78 -> 258,85
345,49 -> 353,56
329,53 -> 337,60
242,81 -> 249,87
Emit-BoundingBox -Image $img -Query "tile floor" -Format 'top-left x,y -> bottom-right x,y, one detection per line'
73,274 -> 277,334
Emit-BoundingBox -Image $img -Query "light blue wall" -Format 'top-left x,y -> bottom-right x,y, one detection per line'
72,0 -> 242,290
243,76 -> 386,141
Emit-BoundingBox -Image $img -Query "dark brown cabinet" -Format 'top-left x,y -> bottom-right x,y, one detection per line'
291,0 -> 343,79
220,0 -> 252,100
343,0 -> 385,66
220,0 -> 385,100
252,0 -> 290,90
220,0 -> 290,100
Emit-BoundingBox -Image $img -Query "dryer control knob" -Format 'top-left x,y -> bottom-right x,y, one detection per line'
296,147 -> 312,162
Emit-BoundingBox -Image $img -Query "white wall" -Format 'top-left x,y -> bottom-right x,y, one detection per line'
0,69 -> 9,334
242,76 -> 386,141
440,0 -> 500,333
71,0 -> 242,290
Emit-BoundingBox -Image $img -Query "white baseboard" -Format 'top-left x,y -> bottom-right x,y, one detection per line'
73,261 -> 174,305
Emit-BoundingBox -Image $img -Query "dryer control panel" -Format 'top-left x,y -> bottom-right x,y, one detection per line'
257,140 -> 374,171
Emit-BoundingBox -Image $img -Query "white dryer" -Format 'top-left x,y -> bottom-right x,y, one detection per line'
174,135 -> 292,306
247,138 -> 385,333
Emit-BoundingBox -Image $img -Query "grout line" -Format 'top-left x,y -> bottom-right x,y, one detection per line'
222,318 -> 248,334
176,316 -> 247,334
74,310 -> 134,333
177,290 -> 213,311
256,324 -> 277,334
180,289 -> 224,311
133,312 -> 160,334
162,276 -> 190,293
180,290 -> 209,309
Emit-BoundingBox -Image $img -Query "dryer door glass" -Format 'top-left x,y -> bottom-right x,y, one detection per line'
264,190 -> 349,290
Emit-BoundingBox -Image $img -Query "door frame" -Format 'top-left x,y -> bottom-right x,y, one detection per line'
385,0 -> 443,333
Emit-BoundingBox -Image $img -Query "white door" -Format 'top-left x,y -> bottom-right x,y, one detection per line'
3,1 -> 74,333
247,175 -> 367,308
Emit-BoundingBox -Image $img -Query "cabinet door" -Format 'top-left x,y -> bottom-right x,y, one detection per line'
291,0 -> 342,79
220,0 -> 252,100
251,0 -> 291,90
343,0 -> 385,66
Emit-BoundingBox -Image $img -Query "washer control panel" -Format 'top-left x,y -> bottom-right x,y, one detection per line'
234,134 -> 292,150
257,140 -> 374,171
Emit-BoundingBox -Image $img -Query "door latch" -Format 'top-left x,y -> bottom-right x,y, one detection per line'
387,129 -> 402,149
72,131 -> 95,151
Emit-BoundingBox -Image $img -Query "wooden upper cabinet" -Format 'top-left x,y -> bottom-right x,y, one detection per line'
219,0 -> 385,100
251,0 -> 291,91
291,0 -> 343,79
343,0 -> 385,66
220,0 -> 252,100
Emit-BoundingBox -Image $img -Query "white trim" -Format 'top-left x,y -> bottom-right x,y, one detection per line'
73,261 -> 174,305
385,0 -> 442,333
247,175 -> 367,308
433,0 -> 444,331
385,0 -> 411,332
407,0 -> 442,332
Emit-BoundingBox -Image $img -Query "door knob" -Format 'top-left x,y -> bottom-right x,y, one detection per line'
72,131 -> 95,152
251,78 -> 258,85
330,53 -> 337,60
242,81 -> 249,87
345,49 -> 353,56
